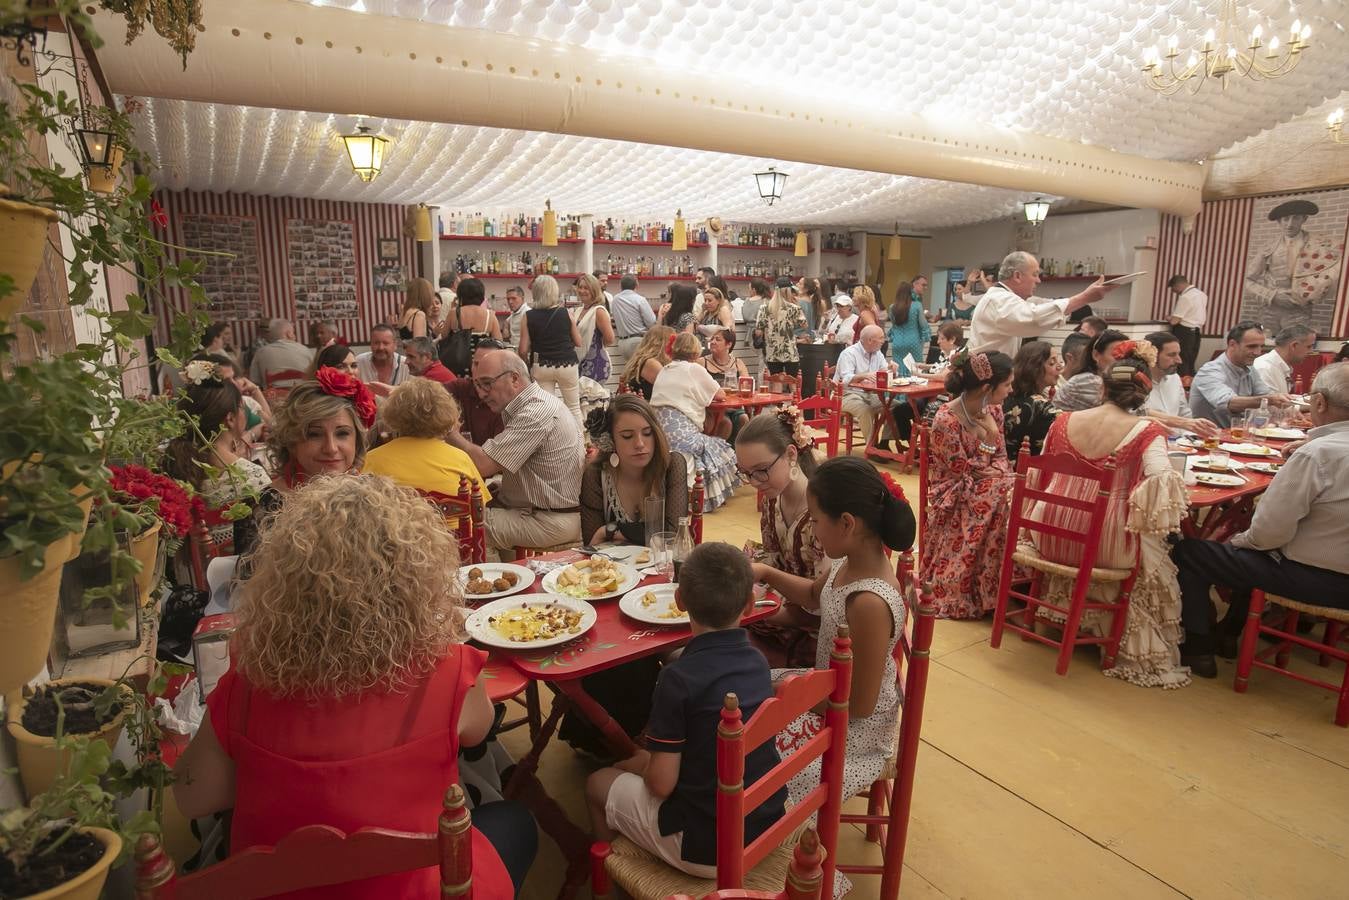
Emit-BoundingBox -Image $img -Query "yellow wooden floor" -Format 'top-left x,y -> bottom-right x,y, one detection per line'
503,459 -> 1349,899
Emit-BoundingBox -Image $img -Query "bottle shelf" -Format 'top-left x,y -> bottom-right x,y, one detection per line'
440,234 -> 585,244
437,234 -> 856,255
593,238 -> 710,249
464,272 -> 584,280
717,243 -> 857,256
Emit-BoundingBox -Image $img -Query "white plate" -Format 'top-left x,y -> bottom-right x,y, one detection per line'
1250,427 -> 1305,440
1245,461 -> 1283,475
1102,271 -> 1147,286
541,559 -> 641,601
1189,455 -> 1245,471
1220,442 -> 1280,457
593,544 -> 654,566
619,584 -> 687,626
1175,435 -> 1205,449
457,563 -> 535,601
1193,472 -> 1245,487
464,595 -> 596,650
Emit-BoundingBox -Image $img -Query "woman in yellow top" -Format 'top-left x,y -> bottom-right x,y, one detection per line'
361,377 -> 491,504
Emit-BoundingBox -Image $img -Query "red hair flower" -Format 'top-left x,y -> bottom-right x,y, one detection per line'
662,333 -> 678,358
315,366 -> 377,429
1109,340 -> 1136,361
879,471 -> 908,506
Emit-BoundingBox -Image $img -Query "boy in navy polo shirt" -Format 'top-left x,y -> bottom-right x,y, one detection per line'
586,542 -> 787,877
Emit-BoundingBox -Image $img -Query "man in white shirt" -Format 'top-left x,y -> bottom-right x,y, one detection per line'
355,323 -> 409,397
1166,274 -> 1207,378
248,318 -> 314,389
502,286 -> 530,351
1172,362 -> 1349,676
823,295 -> 859,344
834,325 -> 895,452
1252,324 -> 1317,395
1140,331 -> 1218,437
969,251 -> 1113,357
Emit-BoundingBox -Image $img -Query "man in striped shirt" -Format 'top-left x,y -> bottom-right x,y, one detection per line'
448,350 -> 585,559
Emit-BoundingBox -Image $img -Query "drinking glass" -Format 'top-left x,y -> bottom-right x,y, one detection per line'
642,498 -> 665,545
648,531 -> 674,581
1228,411 -> 1247,441
1202,433 -> 1220,451
1207,448 -> 1231,470
1167,451 -> 1188,477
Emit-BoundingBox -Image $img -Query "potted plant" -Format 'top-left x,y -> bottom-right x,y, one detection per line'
4,678 -> 133,803
101,464 -> 202,606
0,0 -> 211,693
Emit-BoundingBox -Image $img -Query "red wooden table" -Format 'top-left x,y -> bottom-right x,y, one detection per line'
853,375 -> 946,472
1180,430 -> 1288,540
482,549 -> 781,900
705,391 -> 787,435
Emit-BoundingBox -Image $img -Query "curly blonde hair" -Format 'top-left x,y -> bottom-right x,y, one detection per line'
234,474 -> 461,699
851,284 -> 877,313
269,380 -> 368,470
382,377 -> 461,438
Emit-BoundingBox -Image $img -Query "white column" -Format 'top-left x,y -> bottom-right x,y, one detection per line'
580,214 -> 595,275
807,229 -> 822,278
707,228 -> 718,275
422,208 -> 442,284
1129,245 -> 1159,322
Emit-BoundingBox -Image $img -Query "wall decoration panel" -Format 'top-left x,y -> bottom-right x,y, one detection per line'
1152,189 -> 1349,340
152,189 -> 419,347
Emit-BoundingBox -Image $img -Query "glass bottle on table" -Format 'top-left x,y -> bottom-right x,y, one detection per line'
672,517 -> 694,584
1248,398 -> 1270,433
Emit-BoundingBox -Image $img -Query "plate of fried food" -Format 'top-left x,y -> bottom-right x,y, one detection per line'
458,563 -> 535,600
594,544 -> 653,566
619,584 -> 688,626
464,596 -> 597,650
1220,442 -> 1280,457
541,555 -> 640,601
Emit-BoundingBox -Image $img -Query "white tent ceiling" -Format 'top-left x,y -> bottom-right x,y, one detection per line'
111,0 -> 1349,230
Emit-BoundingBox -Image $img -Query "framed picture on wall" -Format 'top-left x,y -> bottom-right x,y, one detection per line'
378,238 -> 400,261
373,263 -> 405,291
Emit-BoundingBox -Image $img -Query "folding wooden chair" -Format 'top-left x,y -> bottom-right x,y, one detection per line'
134,785 -> 474,898
1235,590 -> 1349,727
592,627 -> 854,899
990,441 -> 1139,676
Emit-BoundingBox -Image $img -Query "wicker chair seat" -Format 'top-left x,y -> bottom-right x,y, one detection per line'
602,835 -> 795,897
1012,543 -> 1133,583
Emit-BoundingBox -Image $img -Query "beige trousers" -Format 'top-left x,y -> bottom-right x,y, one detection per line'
841,392 -> 884,445
485,506 -> 582,561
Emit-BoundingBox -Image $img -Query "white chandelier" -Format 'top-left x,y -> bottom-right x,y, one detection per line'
1140,1 -> 1311,95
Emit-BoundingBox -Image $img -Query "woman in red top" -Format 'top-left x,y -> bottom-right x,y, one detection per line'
174,475 -> 533,897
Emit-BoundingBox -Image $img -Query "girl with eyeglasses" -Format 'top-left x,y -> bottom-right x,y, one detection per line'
734,409 -> 827,667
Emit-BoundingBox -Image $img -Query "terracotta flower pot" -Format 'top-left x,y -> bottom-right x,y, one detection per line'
0,194 -> 59,322
129,519 -> 162,606
5,677 -> 133,803
0,537 -> 69,695
17,827 -> 121,900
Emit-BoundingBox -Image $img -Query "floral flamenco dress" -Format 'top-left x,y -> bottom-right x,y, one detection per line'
920,402 -> 1015,618
772,559 -> 905,899
744,496 -> 829,668
206,644 -> 514,899
1026,415 -> 1191,688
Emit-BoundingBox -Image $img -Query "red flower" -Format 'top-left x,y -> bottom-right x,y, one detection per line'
104,463 -> 200,539
315,366 -> 377,429
1109,340 -> 1137,361
148,199 -> 168,229
880,471 -> 908,505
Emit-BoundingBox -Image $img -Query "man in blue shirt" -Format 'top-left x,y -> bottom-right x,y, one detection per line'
1189,321 -> 1293,427
835,324 -> 897,452
610,275 -> 657,358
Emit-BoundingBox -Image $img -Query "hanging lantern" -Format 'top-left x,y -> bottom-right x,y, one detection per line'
75,126 -> 117,169
1023,198 -> 1050,225
341,125 -> 389,182
413,204 -> 434,242
887,222 -> 902,261
86,147 -> 124,195
672,209 -> 688,252
541,199 -> 558,247
793,229 -> 808,257
754,167 -> 788,206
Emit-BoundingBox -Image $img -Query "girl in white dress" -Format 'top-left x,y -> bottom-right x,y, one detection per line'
751,456 -> 917,812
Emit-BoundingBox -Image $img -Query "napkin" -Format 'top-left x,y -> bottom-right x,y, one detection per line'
903,353 -> 918,373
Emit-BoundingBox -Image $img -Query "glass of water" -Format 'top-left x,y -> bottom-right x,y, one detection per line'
648,531 -> 675,581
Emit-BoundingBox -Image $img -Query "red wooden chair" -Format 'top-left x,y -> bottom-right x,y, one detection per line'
689,473 -> 706,545
763,372 -> 802,401
914,425 -> 930,547
836,569 -> 937,900
663,828 -> 826,900
186,508 -> 237,592
1235,590 -> 1349,727
591,627 -> 854,900
134,784 -> 474,898
990,442 -> 1139,676
797,388 -> 842,458
418,478 -> 488,565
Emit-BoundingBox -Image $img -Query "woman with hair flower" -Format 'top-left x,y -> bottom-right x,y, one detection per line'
1028,340 -> 1192,688
922,348 -> 1017,618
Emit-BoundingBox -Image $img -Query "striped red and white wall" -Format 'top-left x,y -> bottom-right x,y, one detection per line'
1152,189 -> 1349,339
151,189 -> 423,347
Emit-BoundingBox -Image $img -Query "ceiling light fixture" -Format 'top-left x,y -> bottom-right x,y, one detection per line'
755,167 -> 788,206
341,124 -> 389,182
1023,198 -> 1050,225
1329,108 -> 1346,145
1140,1 -> 1311,95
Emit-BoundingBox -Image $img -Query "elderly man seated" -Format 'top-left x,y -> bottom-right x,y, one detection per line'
1190,321 -> 1293,427
404,336 -> 457,384
447,350 -> 585,559
835,324 -> 896,452
249,318 -> 314,389
449,339 -> 507,445
1171,362 -> 1349,677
